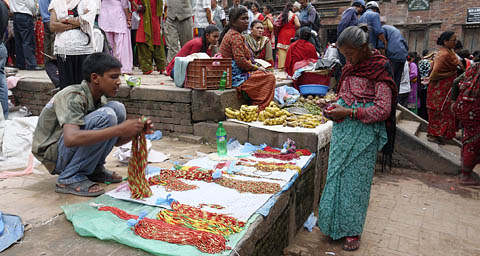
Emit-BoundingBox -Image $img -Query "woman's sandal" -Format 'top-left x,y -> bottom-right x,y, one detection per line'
343,236 -> 360,251
55,180 -> 105,197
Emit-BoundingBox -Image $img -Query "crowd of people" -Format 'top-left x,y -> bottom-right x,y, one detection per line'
0,0 -> 479,254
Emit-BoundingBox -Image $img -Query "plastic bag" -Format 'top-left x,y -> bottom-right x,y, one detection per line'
274,86 -> 300,107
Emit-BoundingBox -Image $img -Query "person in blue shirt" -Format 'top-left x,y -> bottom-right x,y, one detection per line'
358,1 -> 387,53
337,0 -> 365,65
337,0 -> 365,38
298,0 -> 317,31
378,24 -> 408,92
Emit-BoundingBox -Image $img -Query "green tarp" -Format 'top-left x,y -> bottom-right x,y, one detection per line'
62,195 -> 259,256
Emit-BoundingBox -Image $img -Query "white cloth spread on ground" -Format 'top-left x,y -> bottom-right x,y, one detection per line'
106,143 -> 314,222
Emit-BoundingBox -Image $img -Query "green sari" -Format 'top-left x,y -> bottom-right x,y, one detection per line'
317,99 -> 387,240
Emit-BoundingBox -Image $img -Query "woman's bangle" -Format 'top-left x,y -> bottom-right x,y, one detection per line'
253,65 -> 258,70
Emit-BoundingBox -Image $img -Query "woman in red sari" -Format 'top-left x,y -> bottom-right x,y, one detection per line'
262,5 -> 274,50
452,63 -> 480,185
284,27 -> 318,77
276,3 -> 300,69
427,31 -> 463,143
219,7 -> 275,110
166,25 -> 220,78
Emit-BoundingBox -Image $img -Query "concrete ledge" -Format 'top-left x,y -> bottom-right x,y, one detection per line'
193,121 -> 249,145
395,128 -> 460,175
129,86 -> 192,103
191,89 -> 247,121
248,126 -> 318,153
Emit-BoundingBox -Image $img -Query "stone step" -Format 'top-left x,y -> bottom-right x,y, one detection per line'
397,119 -> 421,136
395,104 -> 461,174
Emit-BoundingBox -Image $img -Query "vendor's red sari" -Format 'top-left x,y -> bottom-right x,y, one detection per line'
284,39 -> 318,77
427,47 -> 460,139
454,63 -> 480,171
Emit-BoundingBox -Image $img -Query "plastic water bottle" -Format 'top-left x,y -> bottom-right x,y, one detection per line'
216,122 -> 227,156
219,71 -> 227,91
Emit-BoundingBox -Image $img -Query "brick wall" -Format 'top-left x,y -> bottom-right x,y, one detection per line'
317,0 -> 479,52
11,81 -> 195,136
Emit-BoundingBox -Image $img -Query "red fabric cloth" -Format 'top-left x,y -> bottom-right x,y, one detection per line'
34,19 -> 44,65
166,37 -> 212,76
426,76 -> 457,139
277,14 -> 297,46
454,63 -> 480,170
427,108 -> 456,139
284,40 -> 317,77
135,0 -> 162,45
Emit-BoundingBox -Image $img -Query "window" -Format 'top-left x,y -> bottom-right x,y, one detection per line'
463,26 -> 480,52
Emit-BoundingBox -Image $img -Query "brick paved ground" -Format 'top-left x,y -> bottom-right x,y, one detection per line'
284,168 -> 480,256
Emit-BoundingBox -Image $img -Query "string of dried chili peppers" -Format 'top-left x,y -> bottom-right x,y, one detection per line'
171,201 -> 245,228
198,203 -> 225,210
237,159 -> 301,173
148,172 -> 198,191
98,206 -> 228,254
157,203 -> 244,237
253,150 -> 302,161
128,130 -> 152,199
214,176 -> 281,194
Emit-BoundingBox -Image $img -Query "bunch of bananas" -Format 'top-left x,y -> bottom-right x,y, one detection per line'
258,102 -> 293,125
225,105 -> 259,122
285,114 -> 326,128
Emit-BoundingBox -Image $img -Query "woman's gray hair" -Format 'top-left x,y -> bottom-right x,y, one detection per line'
337,24 -> 370,49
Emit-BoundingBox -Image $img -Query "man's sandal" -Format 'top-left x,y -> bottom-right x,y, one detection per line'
88,166 -> 123,183
55,180 -> 105,197
343,236 -> 360,251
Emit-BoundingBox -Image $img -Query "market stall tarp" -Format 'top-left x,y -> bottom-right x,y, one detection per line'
62,195 -> 258,256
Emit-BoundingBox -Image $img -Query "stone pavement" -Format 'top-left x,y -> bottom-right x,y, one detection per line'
284,168 -> 480,256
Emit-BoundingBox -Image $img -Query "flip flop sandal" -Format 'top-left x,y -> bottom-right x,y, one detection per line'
88,167 -> 123,183
343,236 -> 360,251
55,180 -> 105,197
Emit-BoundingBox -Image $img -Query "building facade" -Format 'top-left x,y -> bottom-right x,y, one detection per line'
315,0 -> 480,54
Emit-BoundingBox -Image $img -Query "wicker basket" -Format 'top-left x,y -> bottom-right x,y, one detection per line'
184,58 -> 233,90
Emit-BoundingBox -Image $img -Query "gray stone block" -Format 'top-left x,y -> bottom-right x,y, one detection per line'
130,86 -> 192,103
177,134 -> 203,144
173,125 -> 194,134
191,89 -> 247,121
248,127 -> 318,153
194,121 -> 249,146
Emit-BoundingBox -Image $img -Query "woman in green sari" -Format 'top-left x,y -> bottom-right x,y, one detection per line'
318,24 -> 397,251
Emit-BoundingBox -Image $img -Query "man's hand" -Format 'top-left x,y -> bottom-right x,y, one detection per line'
117,118 -> 154,137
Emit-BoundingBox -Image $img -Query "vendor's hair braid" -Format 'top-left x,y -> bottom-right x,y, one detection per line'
128,132 -> 152,199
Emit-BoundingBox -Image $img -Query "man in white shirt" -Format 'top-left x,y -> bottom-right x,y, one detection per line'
10,0 -> 41,70
398,60 -> 411,107
211,0 -> 226,31
193,0 -> 213,37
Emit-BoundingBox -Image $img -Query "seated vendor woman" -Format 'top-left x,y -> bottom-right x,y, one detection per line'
166,25 -> 220,78
219,7 -> 276,110
284,27 -> 318,77
32,53 -> 154,197
245,20 -> 273,68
